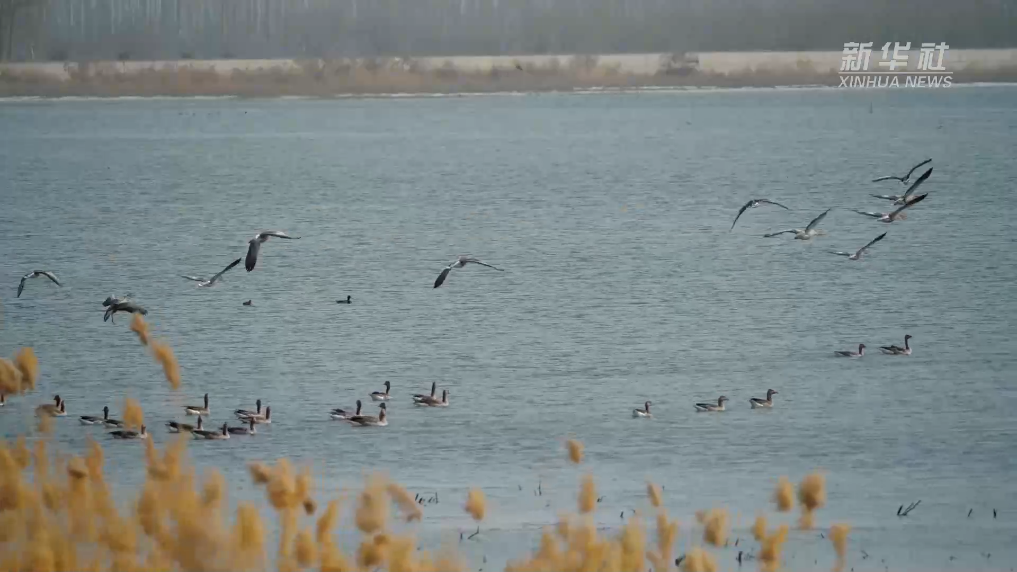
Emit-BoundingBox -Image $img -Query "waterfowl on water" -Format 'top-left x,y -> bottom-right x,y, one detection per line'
834,344 -> 865,358
110,425 -> 148,440
730,199 -> 791,231
80,405 -> 112,425
167,416 -> 203,433
336,295 -> 352,304
228,417 -> 257,435
632,401 -> 652,418
694,396 -> 729,412
750,389 -> 778,409
414,389 -> 449,407
17,270 -> 61,298
245,230 -> 300,272
331,400 -> 362,420
181,257 -> 242,288
764,209 -> 831,240
234,399 -> 261,419
36,395 -> 66,417
243,300 -> 253,306
193,422 -> 230,440
433,255 -> 504,288
348,403 -> 388,427
238,406 -> 271,424
371,381 -> 391,402
880,335 -> 913,355
185,393 -> 210,416
872,159 -> 932,186
412,382 -> 437,401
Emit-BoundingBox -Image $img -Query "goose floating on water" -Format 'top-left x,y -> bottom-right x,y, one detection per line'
731,199 -> 790,231
434,255 -> 504,288
632,401 -> 652,418
17,271 -> 61,298
80,406 -> 115,426
237,406 -> 271,424
36,395 -> 66,417
110,425 -> 148,440
694,396 -> 729,412
245,230 -> 300,272
193,422 -> 230,440
331,400 -> 362,420
234,399 -> 261,419
412,382 -> 437,401
167,416 -> 203,433
348,403 -> 388,427
181,257 -> 242,288
834,344 -> 865,358
880,335 -> 913,355
872,159 -> 932,186
185,393 -> 210,416
764,209 -> 830,240
414,389 -> 449,407
830,232 -> 887,260
228,418 -> 257,435
336,295 -> 352,304
750,389 -> 778,409
854,193 -> 927,224
371,381 -> 392,402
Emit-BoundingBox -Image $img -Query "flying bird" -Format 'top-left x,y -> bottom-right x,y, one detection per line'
730,199 -> 790,230
181,258 -> 242,287
102,293 -> 133,307
763,209 -> 831,240
830,232 -> 887,260
872,158 -> 932,185
17,271 -> 60,298
854,193 -> 927,223
434,255 -> 504,288
245,231 -> 300,272
103,300 -> 148,324
871,167 -> 932,204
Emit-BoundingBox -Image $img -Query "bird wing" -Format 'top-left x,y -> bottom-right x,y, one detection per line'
902,167 -> 932,199
210,258 -> 242,283
180,275 -> 206,282
103,307 -> 114,322
872,176 -> 903,183
467,259 -> 504,271
245,239 -> 261,272
869,194 -> 901,201
904,158 -> 933,180
856,232 -> 887,256
763,229 -> 796,238
39,271 -> 60,286
730,200 -> 754,230
260,230 -> 299,240
758,199 -> 791,210
853,210 -> 882,219
891,193 -> 927,217
829,251 -> 852,257
433,265 -> 453,288
805,209 -> 831,232
17,276 -> 26,298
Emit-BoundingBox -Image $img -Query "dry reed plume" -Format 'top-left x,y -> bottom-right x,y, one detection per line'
130,315 -> 181,389
465,489 -> 486,521
829,523 -> 851,572
566,439 -> 584,464
774,476 -> 794,512
123,397 -> 144,431
0,347 -> 38,397
797,473 -> 826,530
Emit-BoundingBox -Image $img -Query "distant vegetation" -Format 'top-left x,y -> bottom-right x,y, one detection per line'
1,0 -> 1016,62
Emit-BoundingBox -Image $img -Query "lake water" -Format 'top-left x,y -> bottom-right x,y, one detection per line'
1,87 -> 1016,571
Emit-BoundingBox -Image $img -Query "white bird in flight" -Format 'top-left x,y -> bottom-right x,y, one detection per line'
730,199 -> 791,231
246,231 -> 300,272
871,167 -> 932,204
17,271 -> 61,298
763,208 -> 831,240
854,193 -> 927,223
872,158 -> 932,185
434,255 -> 504,288
181,258 -> 242,287
830,232 -> 887,260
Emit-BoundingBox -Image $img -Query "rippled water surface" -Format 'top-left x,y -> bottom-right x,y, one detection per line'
2,87 -> 1016,571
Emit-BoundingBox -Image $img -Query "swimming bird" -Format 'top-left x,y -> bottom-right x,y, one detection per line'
17,271 -> 61,298
180,257 -> 242,287
110,425 -> 148,439
731,199 -> 791,230
632,401 -> 652,418
167,416 -> 203,433
245,230 -> 300,272
414,389 -> 449,407
36,395 -> 65,417
237,406 -> 271,424
834,344 -> 865,358
694,396 -> 729,412
228,417 -> 257,435
243,300 -> 253,306
193,422 -> 230,440
854,194 -> 927,223
434,255 -> 504,288
103,300 -> 148,324
413,382 -> 437,401
348,403 -> 388,427
880,334 -> 913,355
871,167 -> 933,204
336,295 -> 352,304
184,393 -> 210,416
331,400 -> 362,420
830,232 -> 887,260
80,406 -> 113,425
750,389 -> 778,409
234,399 -> 261,419
872,158 -> 932,185
763,209 -> 831,240
371,381 -> 392,402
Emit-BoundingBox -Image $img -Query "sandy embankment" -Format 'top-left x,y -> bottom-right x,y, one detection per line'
2,49 -> 1016,97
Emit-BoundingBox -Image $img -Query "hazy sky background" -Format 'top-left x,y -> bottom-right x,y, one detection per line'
2,0 -> 1016,61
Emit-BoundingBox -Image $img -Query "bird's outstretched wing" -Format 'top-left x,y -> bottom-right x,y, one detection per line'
891,193 -> 927,217
872,175 -> 904,183
904,158 -> 933,180
870,194 -> 901,201
856,232 -> 887,256
829,251 -> 852,257
39,271 -> 60,286
260,230 -> 299,240
466,259 -> 504,271
17,276 -> 27,298
730,200 -> 754,231
433,265 -> 453,288
853,210 -> 883,219
758,199 -> 791,210
901,167 -> 932,200
763,229 -> 797,238
805,209 -> 831,232
180,275 -> 205,282
210,258 -> 242,283
245,240 -> 261,272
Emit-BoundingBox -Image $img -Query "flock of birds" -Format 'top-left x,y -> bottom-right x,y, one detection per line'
12,159 -> 934,435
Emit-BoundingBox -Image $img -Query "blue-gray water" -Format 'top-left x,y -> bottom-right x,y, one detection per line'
1,87 -> 1016,571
